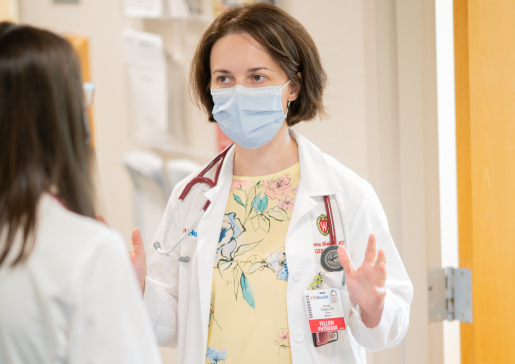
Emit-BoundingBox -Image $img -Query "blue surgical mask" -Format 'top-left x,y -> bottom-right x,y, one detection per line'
211,81 -> 291,149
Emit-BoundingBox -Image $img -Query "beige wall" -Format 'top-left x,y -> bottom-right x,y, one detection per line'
17,0 -> 443,363
19,0 -> 141,243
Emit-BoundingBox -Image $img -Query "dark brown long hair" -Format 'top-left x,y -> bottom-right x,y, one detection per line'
0,22 -> 96,266
190,3 -> 328,126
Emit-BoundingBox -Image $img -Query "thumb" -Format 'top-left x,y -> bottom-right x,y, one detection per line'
337,246 -> 353,274
131,228 -> 145,256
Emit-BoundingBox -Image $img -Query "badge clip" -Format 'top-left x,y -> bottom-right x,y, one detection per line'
309,272 -> 325,290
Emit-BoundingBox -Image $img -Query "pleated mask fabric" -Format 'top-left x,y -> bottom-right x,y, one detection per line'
211,81 -> 290,149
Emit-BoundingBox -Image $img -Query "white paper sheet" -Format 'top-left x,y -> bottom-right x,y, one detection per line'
168,0 -> 191,18
123,29 -> 169,140
123,0 -> 164,18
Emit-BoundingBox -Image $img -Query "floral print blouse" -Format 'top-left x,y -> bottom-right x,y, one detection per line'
206,163 -> 300,364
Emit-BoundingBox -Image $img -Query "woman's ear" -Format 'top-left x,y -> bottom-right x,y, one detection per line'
288,72 -> 302,102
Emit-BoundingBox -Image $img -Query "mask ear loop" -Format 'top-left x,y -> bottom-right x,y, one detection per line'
283,80 -> 292,117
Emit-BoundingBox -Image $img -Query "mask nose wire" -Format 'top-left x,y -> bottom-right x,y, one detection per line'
211,80 -> 291,92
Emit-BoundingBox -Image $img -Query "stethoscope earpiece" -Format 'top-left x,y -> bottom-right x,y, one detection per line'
153,241 -> 164,254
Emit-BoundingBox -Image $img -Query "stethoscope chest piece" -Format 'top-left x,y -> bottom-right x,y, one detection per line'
320,245 -> 343,272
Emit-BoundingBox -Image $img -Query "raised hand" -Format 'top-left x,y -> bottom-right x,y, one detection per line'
337,234 -> 386,328
130,228 -> 147,295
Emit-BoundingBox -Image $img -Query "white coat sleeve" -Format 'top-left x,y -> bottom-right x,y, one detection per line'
67,231 -> 162,364
346,183 -> 413,352
143,187 -> 182,347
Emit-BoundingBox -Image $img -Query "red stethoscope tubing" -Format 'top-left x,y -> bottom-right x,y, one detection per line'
154,144 -> 337,261
179,145 -> 232,211
323,195 -> 337,246
153,146 -> 233,259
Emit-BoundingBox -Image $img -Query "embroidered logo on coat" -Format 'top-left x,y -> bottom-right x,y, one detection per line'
182,228 -> 198,237
317,214 -> 329,236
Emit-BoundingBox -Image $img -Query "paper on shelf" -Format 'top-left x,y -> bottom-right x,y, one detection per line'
168,0 -> 191,18
123,0 -> 164,18
123,29 -> 169,140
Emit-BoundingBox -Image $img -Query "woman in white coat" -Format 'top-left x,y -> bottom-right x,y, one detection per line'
131,4 -> 413,363
0,23 -> 161,364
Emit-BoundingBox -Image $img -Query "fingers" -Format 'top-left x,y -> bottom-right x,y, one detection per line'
375,248 -> 386,265
337,246 -> 354,274
374,249 -> 387,284
364,234 -> 376,263
373,286 -> 387,300
376,262 -> 387,284
131,228 -> 145,256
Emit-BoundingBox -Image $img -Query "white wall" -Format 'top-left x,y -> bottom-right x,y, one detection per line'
19,0 -> 142,243
17,1 -> 444,363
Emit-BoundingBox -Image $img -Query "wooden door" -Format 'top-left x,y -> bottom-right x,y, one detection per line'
454,0 -> 515,362
0,0 -> 16,21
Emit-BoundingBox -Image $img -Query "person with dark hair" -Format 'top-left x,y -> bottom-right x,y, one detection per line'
0,22 -> 161,364
131,3 -> 413,363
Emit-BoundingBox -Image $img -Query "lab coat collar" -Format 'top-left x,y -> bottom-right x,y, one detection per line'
290,129 -> 341,197
204,130 -> 342,199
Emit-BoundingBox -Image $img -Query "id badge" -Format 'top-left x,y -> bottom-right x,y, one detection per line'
304,289 -> 346,333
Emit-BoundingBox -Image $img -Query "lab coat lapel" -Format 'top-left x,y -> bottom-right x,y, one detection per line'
290,130 -> 341,197
288,181 -> 318,236
287,130 -> 342,232
196,146 -> 235,349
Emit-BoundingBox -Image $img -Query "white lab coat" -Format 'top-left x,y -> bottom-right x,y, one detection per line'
0,194 -> 162,364
144,130 -> 413,364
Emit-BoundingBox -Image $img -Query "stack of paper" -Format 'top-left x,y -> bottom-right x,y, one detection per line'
168,0 -> 190,18
122,29 -> 169,142
123,0 -> 165,18
123,0 -> 192,18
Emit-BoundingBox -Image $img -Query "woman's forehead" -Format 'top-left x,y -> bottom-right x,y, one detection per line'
210,32 -> 277,72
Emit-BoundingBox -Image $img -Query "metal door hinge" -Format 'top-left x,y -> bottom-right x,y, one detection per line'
428,267 -> 472,323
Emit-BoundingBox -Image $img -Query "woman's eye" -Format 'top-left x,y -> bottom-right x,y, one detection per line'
252,75 -> 266,82
218,76 -> 230,83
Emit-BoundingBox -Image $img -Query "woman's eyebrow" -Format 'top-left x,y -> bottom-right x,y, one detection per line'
212,69 -> 231,74
248,67 -> 273,72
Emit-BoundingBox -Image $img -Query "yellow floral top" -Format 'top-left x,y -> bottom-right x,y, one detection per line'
206,163 -> 300,364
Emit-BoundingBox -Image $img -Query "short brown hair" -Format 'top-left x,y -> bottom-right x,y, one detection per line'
190,3 -> 327,126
